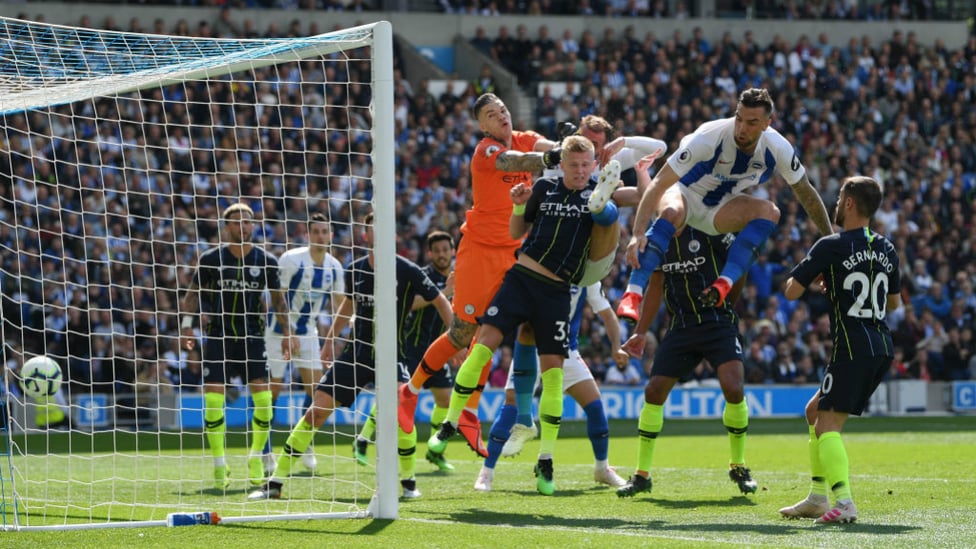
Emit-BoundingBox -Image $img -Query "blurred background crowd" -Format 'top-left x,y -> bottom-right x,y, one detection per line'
1,2 -> 974,403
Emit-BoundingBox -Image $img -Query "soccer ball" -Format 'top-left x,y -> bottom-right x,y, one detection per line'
19,355 -> 63,400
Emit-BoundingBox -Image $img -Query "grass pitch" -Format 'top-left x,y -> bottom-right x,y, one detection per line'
3,416 -> 974,548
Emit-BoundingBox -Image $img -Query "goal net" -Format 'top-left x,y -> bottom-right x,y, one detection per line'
0,17 -> 399,530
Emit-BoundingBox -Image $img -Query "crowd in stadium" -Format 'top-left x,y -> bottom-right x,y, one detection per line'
1,8 -> 975,404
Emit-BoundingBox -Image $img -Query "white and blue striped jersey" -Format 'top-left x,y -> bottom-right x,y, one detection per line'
269,247 -> 345,336
667,118 -> 805,206
567,281 -> 612,352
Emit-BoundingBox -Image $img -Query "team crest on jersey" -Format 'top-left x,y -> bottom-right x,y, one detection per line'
677,149 -> 691,164
581,190 -> 593,199
464,304 -> 476,315
688,239 -> 700,253
486,306 -> 499,317
249,267 -> 261,277
486,145 -> 500,157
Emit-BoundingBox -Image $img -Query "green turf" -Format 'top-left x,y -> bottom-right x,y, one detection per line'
2,416 -> 975,548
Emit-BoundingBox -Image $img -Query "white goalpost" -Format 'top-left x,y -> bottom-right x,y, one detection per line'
0,16 -> 398,529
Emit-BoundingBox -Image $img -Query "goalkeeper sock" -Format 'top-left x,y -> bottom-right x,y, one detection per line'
204,392 -> 227,461
808,425 -> 829,497
486,403 -> 517,469
723,398 -> 749,465
250,390 -> 273,456
637,402 -> 663,474
359,403 -> 377,442
512,340 -> 538,427
537,368 -> 564,457
409,334 -> 457,392
818,431 -> 853,502
447,344 -> 492,425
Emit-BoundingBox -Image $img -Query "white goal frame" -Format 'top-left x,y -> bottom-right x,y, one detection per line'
0,16 -> 398,529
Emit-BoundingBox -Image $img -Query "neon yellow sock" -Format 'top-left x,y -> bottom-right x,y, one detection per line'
359,403 -> 377,441
447,344 -> 492,425
398,425 -> 417,479
276,417 -> 316,479
809,425 -> 828,496
250,390 -> 273,455
538,368 -> 564,456
637,402 -> 663,473
204,392 -> 226,460
818,431 -> 852,502
723,399 -> 748,465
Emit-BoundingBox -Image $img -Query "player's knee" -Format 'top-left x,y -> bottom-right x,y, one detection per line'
517,324 -> 535,344
448,321 -> 476,349
644,378 -> 671,404
759,201 -> 781,223
657,205 -> 684,225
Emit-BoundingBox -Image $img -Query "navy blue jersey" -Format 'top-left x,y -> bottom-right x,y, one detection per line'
660,227 -> 738,329
194,245 -> 281,338
521,176 -> 596,285
790,227 -> 901,361
401,264 -> 449,356
344,254 -> 441,351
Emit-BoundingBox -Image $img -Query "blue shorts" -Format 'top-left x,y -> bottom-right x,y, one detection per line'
651,320 -> 743,379
818,354 -> 891,416
202,336 -> 268,384
481,264 -> 570,357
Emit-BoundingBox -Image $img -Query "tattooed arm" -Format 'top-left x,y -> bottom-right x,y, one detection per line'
791,174 -> 834,236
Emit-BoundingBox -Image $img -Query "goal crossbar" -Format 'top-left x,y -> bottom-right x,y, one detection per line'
0,17 -> 375,114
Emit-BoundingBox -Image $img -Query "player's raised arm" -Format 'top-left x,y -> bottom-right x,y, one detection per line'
509,182 -> 533,239
495,143 -> 560,173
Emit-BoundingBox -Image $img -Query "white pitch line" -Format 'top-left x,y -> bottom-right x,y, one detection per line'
403,516 -> 806,547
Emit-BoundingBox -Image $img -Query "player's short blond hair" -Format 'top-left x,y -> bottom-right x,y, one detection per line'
561,134 -> 595,154
222,203 -> 254,220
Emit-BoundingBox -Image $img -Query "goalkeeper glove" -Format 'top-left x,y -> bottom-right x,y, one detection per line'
542,148 -> 562,169
557,121 -> 579,139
